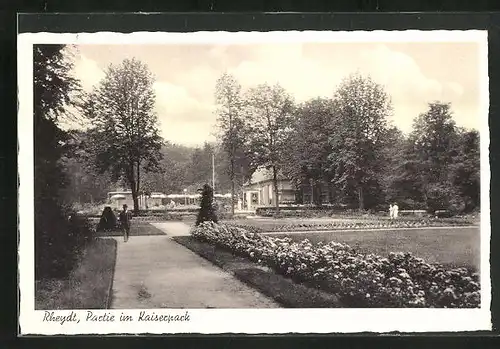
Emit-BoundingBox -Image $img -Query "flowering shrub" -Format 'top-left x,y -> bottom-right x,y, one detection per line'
228,218 -> 475,233
191,222 -> 480,308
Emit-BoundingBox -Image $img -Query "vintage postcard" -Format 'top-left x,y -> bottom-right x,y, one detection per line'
18,29 -> 491,335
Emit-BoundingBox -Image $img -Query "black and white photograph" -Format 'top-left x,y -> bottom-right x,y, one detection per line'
18,30 -> 491,334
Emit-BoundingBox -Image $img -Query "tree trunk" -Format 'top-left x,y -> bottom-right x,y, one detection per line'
310,179 -> 314,205
127,162 -> 140,214
131,183 -> 139,214
230,158 -> 235,216
358,186 -> 365,211
316,181 -> 323,207
135,161 -> 141,214
272,165 -> 280,213
327,183 -> 332,204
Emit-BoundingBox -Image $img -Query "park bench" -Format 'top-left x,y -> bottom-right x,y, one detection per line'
399,209 -> 427,217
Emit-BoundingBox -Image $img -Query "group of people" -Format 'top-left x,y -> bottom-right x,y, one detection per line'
389,202 -> 399,219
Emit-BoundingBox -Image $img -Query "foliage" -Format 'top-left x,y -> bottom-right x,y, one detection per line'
192,222 -> 480,308
327,73 -> 393,210
60,130 -> 115,204
215,73 -> 252,215
34,44 -> 81,122
196,184 -> 218,225
34,44 -> 94,280
83,58 -> 163,213
284,98 -> 337,205
36,209 -> 95,279
139,141 -> 235,196
185,142 -> 217,189
449,129 -> 480,212
400,102 -> 479,213
245,83 -> 295,212
141,142 -> 194,194
97,206 -> 118,231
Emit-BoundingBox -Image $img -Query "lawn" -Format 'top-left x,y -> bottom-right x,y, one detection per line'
35,238 -> 117,310
95,221 -> 167,237
267,227 -> 480,271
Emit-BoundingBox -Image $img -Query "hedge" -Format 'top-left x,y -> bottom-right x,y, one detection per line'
36,205 -> 95,280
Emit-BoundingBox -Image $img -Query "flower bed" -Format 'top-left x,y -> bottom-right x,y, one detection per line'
227,218 -> 475,233
191,222 -> 480,308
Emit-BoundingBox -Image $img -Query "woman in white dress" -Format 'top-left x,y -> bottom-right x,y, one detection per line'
393,202 -> 399,219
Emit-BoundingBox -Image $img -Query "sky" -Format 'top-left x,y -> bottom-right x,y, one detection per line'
69,41 -> 482,147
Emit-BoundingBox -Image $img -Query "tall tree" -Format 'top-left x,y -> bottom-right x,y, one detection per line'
84,58 -> 163,213
450,129 -> 480,212
379,127 -> 427,209
284,97 -> 337,205
409,102 -> 458,181
245,83 -> 294,212
328,73 -> 392,210
214,73 -> 250,215
407,102 -> 465,213
33,44 -> 82,278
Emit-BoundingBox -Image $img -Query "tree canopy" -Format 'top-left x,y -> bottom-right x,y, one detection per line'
33,44 -> 87,279
215,73 -> 252,215
245,83 -> 294,212
83,58 -> 163,213
327,73 -> 393,210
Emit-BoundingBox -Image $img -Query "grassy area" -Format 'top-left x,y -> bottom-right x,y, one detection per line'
173,236 -> 342,308
95,221 -> 167,237
268,227 -> 480,271
35,238 -> 117,310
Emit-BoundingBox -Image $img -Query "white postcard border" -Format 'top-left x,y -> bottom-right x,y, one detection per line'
18,29 -> 491,335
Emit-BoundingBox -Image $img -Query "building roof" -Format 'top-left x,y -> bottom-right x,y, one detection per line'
245,167 -> 289,186
150,193 -> 167,199
108,190 -> 167,197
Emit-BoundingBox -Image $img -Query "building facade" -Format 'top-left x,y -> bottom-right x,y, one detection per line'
107,190 -> 167,210
241,168 -> 297,211
241,168 -> 336,211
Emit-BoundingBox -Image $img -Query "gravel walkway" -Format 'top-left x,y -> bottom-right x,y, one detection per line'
110,222 -> 279,309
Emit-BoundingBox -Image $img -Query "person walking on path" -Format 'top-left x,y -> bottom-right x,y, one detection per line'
389,203 -> 394,219
119,204 -> 132,242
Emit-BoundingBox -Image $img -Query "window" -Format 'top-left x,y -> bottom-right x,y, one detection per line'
251,192 -> 258,204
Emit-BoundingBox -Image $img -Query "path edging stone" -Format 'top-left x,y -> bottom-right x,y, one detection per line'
104,238 -> 118,309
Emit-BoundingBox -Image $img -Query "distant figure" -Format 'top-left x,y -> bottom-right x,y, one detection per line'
119,204 -> 132,242
393,202 -> 399,219
389,204 -> 394,219
97,206 -> 117,232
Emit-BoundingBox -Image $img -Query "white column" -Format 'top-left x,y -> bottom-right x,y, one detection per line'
246,191 -> 251,210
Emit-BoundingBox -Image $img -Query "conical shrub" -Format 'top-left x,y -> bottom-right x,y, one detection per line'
196,184 -> 218,226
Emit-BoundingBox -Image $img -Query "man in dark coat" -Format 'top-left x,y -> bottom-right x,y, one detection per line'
119,204 -> 132,242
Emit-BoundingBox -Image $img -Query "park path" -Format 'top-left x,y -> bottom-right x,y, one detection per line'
110,222 -> 279,309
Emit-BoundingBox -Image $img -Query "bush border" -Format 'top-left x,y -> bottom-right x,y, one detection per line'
173,235 -> 343,308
